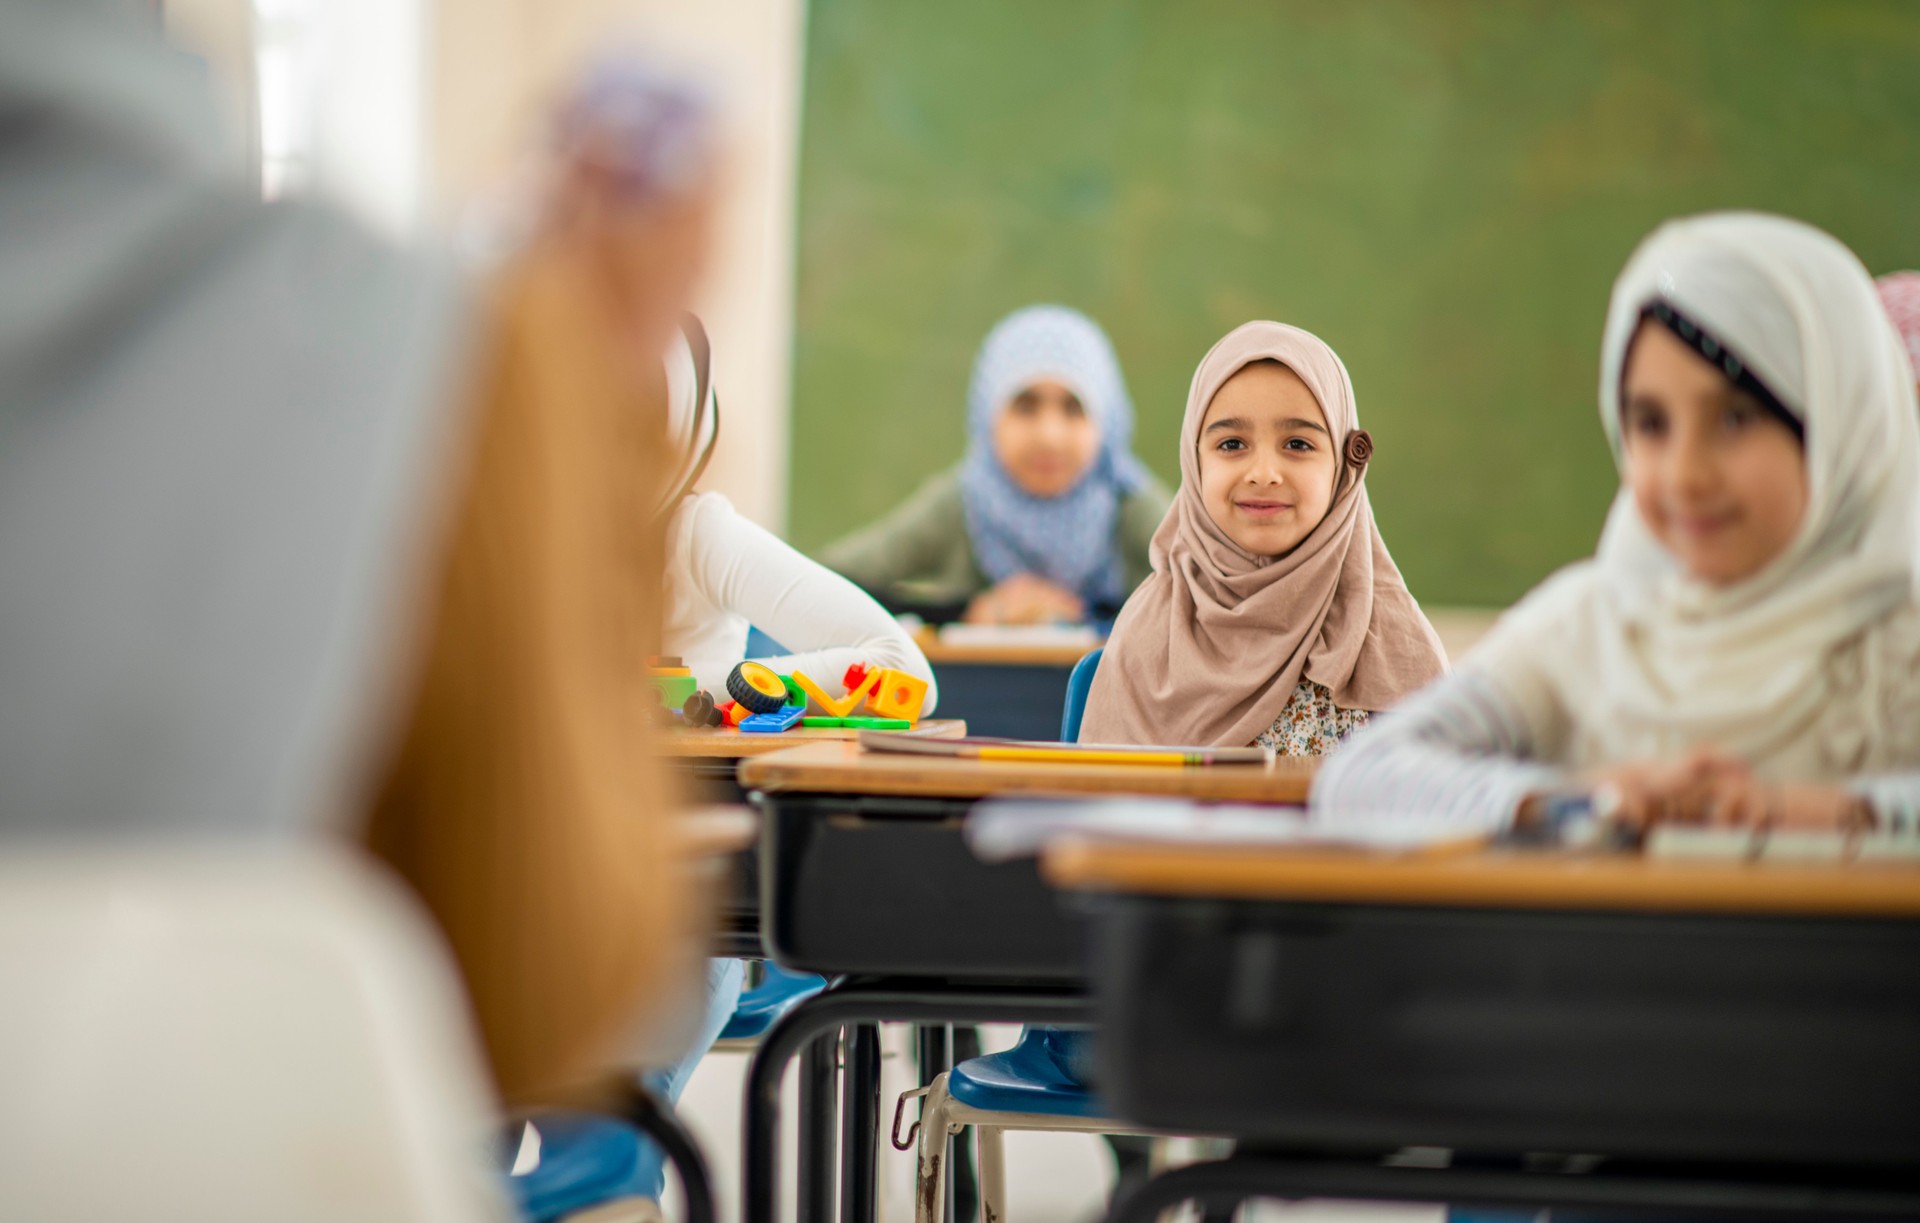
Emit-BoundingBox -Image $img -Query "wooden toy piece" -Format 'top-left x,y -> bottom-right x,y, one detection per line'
862,668 -> 928,723
727,661 -> 790,715
647,654 -> 686,669
739,704 -> 806,734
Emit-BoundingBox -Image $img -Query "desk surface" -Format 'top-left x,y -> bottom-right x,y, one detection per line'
1042,838 -> 1920,918
913,627 -> 1100,667
665,718 -> 967,760
738,739 -> 1315,802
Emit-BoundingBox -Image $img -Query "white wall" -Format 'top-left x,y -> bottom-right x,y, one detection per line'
432,0 -> 807,532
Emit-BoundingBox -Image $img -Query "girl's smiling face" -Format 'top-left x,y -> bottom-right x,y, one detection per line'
1620,320 -> 1809,587
1196,360 -> 1339,558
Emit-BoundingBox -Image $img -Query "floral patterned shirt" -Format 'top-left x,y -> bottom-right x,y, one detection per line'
1254,679 -> 1371,756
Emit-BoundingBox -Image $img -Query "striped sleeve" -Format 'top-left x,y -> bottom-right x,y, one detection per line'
1309,669 -> 1565,839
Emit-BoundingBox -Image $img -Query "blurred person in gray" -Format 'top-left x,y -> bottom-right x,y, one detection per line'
0,0 -> 462,838
0,0 -> 718,1104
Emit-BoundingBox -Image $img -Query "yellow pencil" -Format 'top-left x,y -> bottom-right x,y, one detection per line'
974,746 -> 1214,767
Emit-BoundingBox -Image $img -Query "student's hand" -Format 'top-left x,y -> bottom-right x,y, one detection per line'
1576,745 -> 1751,830
963,573 -> 1087,626
1686,774 -> 1877,832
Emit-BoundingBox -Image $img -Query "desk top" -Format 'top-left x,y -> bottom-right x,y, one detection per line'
913,626 -> 1100,667
737,739 -> 1315,802
1041,838 -> 1920,919
665,718 -> 967,760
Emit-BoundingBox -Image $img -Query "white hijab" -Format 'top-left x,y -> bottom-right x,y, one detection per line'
1483,212 -> 1920,770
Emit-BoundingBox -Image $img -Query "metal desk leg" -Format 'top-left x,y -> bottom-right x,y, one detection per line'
742,981 -> 1091,1223
916,1026 -> 956,1223
615,1082 -> 717,1223
796,1030 -> 838,1223
839,1025 -> 881,1223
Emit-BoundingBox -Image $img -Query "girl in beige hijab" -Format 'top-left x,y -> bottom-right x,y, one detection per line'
1080,321 -> 1447,751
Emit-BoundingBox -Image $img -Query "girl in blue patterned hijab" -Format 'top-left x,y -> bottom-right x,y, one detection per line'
958,306 -> 1154,614
824,305 -> 1169,623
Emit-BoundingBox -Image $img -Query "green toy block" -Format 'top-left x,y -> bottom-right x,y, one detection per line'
779,674 -> 806,707
650,674 -> 699,708
801,716 -> 912,730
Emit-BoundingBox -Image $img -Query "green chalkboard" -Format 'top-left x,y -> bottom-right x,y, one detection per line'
790,0 -> 1920,605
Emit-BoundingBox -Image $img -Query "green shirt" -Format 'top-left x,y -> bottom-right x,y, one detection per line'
818,465 -> 1172,617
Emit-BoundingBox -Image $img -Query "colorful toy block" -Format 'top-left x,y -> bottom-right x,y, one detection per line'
862,668 -> 928,723
650,673 -> 699,709
790,670 -> 843,715
718,700 -> 747,727
739,704 -> 806,734
800,716 -> 912,730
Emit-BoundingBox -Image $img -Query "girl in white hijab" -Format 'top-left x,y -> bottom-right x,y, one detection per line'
1314,212 -> 1920,837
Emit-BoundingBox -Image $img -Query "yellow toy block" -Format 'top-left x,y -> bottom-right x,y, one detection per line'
790,668 -> 881,719
863,668 -> 928,723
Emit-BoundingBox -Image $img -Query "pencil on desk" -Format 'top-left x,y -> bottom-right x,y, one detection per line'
857,730 -> 1273,767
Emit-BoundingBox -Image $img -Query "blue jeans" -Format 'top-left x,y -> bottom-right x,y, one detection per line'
630,957 -> 745,1199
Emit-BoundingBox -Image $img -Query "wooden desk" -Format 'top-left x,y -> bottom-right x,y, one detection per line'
1044,839 -> 1920,918
1043,835 -> 1920,1220
739,739 -> 1315,803
914,637 -> 1099,667
664,718 -> 967,760
910,630 -> 1099,739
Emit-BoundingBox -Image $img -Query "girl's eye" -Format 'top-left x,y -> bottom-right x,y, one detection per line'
1283,437 -> 1315,453
1721,400 -> 1761,430
1624,404 -> 1667,438
1216,438 -> 1247,453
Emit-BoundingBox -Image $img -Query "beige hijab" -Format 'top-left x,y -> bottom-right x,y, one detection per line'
1080,322 -> 1446,747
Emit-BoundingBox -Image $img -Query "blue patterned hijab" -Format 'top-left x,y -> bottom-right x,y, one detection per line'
958,306 -> 1151,609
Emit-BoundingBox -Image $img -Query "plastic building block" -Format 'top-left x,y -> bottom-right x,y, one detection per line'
863,668 -> 928,723
650,674 -> 699,709
790,670 -> 848,716
683,690 -> 722,727
843,662 -> 870,692
780,674 -> 807,707
801,716 -> 912,730
646,666 -> 692,678
647,654 -> 685,669
718,700 -> 747,727
739,704 -> 806,734
727,661 -> 790,715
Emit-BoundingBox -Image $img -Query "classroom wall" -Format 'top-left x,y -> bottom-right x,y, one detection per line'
788,0 -> 1920,606
432,0 -> 807,530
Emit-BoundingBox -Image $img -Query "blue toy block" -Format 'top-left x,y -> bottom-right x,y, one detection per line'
738,704 -> 805,734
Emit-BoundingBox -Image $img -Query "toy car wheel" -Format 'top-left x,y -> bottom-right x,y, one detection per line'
728,662 -> 789,715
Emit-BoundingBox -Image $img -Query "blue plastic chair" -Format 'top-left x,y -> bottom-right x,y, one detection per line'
506,1087 -> 715,1223
509,968 -> 820,1222
946,1027 -> 1105,1118
1059,648 -> 1104,742
717,963 -> 829,1042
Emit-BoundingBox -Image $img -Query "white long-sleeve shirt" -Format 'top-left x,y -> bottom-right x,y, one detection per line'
662,492 -> 938,711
